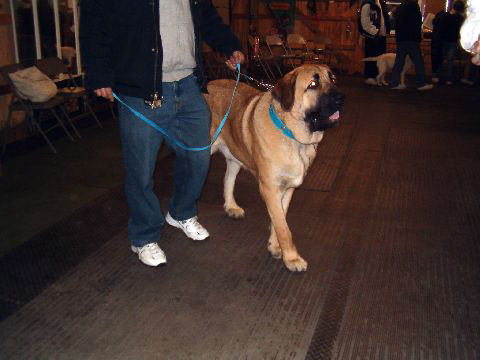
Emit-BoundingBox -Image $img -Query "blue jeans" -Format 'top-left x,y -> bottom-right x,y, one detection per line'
390,41 -> 427,88
466,63 -> 479,83
118,74 -> 211,247
441,42 -> 457,83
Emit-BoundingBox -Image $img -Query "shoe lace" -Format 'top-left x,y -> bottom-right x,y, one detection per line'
181,217 -> 204,233
142,243 -> 163,255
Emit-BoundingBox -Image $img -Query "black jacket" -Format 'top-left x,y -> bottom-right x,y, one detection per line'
432,10 -> 447,43
80,0 -> 242,99
393,0 -> 422,42
440,12 -> 464,42
358,0 -> 391,39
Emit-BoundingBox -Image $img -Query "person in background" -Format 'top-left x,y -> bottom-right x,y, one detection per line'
358,0 -> 391,85
439,1 -> 465,85
389,0 -> 433,90
461,62 -> 478,85
460,0 -> 480,65
431,10 -> 447,83
469,35 -> 480,65
80,1 -> 245,267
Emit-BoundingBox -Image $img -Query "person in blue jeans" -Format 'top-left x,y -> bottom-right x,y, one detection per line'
80,0 -> 245,267
389,0 -> 433,90
431,10 -> 447,83
439,1 -> 465,84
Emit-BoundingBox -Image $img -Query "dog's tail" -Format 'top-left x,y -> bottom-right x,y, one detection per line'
361,56 -> 379,62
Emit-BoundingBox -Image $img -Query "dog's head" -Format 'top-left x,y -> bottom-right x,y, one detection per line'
272,65 -> 345,137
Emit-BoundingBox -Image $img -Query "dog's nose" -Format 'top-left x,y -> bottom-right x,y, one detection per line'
332,91 -> 345,107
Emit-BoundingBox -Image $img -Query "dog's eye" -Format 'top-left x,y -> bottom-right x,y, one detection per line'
307,80 -> 319,90
328,72 -> 336,84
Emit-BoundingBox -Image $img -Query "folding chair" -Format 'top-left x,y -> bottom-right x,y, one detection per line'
247,35 -> 276,82
35,57 -> 103,138
287,34 -> 324,65
0,63 -> 75,154
312,33 -> 337,67
265,35 -> 299,75
286,34 -> 309,58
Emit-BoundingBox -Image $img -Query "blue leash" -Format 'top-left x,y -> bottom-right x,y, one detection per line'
112,63 -> 241,151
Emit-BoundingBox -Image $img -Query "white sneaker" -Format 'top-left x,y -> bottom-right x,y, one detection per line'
131,243 -> 167,266
165,213 -> 209,241
445,81 -> 453,85
391,84 -> 406,90
417,84 -> 433,91
461,78 -> 474,86
364,78 -> 377,86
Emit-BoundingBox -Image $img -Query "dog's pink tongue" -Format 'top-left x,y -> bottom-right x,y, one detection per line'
329,111 -> 340,121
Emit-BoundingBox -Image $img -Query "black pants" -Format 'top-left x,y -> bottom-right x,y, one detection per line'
431,40 -> 443,77
364,36 -> 387,78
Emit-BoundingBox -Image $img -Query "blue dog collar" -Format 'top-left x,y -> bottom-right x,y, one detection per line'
269,104 -> 296,140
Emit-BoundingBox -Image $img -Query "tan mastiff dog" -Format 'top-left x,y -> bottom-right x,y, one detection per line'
205,64 -> 345,272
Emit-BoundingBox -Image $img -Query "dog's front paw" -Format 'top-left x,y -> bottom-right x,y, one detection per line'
284,256 -> 308,272
268,243 -> 282,259
225,206 -> 245,219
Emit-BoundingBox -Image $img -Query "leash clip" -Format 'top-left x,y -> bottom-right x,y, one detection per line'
144,92 -> 163,109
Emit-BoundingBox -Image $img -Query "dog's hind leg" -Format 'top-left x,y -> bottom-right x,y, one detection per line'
224,158 -> 245,218
260,183 -> 307,271
379,73 -> 388,86
267,187 -> 295,259
377,62 -> 387,85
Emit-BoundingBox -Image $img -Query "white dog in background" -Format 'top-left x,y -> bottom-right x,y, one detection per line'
362,53 -> 413,86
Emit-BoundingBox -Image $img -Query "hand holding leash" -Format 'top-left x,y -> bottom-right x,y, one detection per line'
225,51 -> 245,71
94,87 -> 114,102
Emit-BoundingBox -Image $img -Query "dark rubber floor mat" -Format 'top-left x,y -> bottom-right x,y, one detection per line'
1,78 -> 479,359
0,187 -> 128,321
0,205 -> 342,359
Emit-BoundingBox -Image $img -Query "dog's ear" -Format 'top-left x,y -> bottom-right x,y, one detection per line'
272,72 -> 297,112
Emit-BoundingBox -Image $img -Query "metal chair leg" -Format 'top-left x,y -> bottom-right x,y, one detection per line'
85,99 -> 103,128
56,106 -> 80,139
260,59 -> 276,81
50,107 -> 77,140
109,102 -> 116,120
2,110 -> 12,154
31,110 -> 57,154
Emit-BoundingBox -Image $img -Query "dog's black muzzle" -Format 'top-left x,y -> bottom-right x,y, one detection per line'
305,89 -> 345,132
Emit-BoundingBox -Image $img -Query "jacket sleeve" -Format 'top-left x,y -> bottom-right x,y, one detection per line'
199,1 -> 242,58
361,4 -> 379,36
412,3 -> 423,33
80,0 -> 114,91
432,11 -> 444,29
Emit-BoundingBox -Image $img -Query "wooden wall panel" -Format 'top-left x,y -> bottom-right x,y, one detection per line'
230,0 -> 443,76
1,0 -> 15,129
425,0 -> 447,16
231,0 -> 250,53
237,0 -> 361,74
0,0 -> 27,135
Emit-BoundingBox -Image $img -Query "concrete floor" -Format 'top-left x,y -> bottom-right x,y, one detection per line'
0,75 -> 479,359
